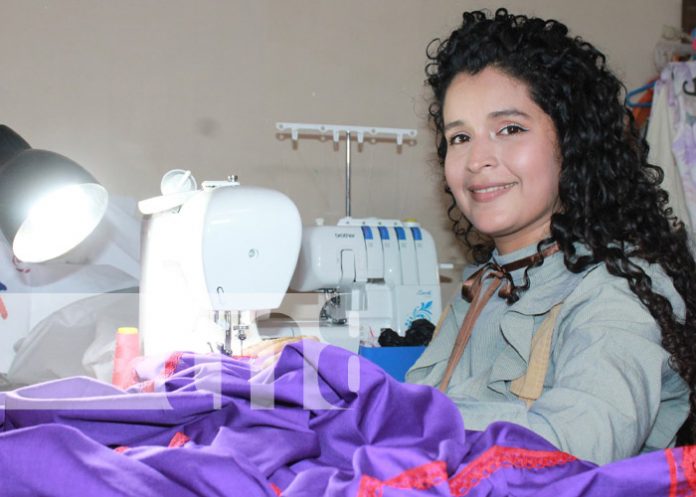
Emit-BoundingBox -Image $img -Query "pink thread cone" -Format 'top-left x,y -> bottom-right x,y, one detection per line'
112,327 -> 141,389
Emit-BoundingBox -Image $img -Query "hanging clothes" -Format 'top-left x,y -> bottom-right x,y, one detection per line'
648,62 -> 696,233
646,72 -> 692,230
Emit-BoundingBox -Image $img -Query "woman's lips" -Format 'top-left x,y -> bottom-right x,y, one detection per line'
468,182 -> 517,202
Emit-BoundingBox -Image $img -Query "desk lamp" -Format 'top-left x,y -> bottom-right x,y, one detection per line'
0,125 -> 108,262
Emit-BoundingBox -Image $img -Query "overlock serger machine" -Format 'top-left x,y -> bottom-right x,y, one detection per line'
138,170 -> 302,357
289,216 -> 442,351
278,122 -> 443,352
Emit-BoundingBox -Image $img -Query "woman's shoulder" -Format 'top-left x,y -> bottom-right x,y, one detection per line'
560,257 -> 684,334
573,258 -> 679,303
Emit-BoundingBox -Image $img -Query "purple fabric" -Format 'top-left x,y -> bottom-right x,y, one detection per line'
0,340 -> 692,496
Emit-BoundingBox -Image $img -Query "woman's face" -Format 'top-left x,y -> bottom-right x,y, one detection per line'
443,66 -> 561,255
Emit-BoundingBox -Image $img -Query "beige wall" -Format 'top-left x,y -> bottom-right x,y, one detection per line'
0,0 -> 681,272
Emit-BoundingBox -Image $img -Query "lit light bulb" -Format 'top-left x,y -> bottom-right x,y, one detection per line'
13,183 -> 108,262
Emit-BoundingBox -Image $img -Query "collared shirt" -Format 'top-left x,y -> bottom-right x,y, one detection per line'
406,243 -> 689,465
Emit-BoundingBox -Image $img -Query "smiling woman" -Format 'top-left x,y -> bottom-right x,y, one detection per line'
406,8 -> 696,466
442,67 -> 561,254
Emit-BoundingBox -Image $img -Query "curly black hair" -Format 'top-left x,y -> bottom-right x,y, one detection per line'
427,8 -> 696,443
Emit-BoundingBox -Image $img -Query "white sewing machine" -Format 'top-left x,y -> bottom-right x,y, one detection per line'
138,171 -> 302,357
287,216 -> 442,352
138,166 -> 442,358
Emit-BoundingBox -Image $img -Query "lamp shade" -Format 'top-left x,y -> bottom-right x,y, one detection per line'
0,149 -> 108,262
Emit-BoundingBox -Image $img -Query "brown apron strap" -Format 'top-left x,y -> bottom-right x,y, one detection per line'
438,278 -> 502,392
431,303 -> 451,340
509,304 -> 563,407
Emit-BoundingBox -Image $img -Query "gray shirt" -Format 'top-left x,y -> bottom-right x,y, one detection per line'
406,243 -> 689,465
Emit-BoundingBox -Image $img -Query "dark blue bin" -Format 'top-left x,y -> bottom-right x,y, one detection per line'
358,345 -> 426,382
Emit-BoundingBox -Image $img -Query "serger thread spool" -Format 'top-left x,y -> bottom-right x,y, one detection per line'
112,326 -> 141,389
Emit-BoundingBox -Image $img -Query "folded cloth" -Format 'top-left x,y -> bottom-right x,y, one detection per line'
0,340 -> 692,496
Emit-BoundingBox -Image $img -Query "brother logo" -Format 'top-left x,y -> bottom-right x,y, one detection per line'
334,233 -> 356,239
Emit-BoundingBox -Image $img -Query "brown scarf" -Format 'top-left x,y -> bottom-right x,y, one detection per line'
438,242 -> 561,392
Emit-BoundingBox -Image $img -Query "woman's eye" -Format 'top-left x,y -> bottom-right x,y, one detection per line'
499,124 -> 527,135
448,133 -> 469,145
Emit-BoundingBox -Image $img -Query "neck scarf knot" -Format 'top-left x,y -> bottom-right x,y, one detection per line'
439,242 -> 561,392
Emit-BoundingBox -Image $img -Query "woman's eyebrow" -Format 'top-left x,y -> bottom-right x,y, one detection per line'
444,119 -> 466,132
488,108 -> 531,119
444,109 -> 531,132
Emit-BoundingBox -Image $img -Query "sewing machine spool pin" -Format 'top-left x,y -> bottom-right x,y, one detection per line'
274,122 -> 417,219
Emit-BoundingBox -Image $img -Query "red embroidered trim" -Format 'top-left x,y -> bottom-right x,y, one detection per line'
449,445 -> 576,496
269,482 -> 282,496
666,448 -> 678,497
163,352 -> 184,377
357,461 -> 448,497
681,445 -> 696,496
357,476 -> 382,497
386,461 -> 447,490
131,352 -> 183,393
168,431 -> 190,448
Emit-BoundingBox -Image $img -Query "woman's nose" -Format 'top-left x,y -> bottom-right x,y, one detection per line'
466,136 -> 497,172
466,137 -> 497,173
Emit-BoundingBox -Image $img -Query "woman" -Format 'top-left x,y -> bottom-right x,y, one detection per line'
406,8 -> 696,465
